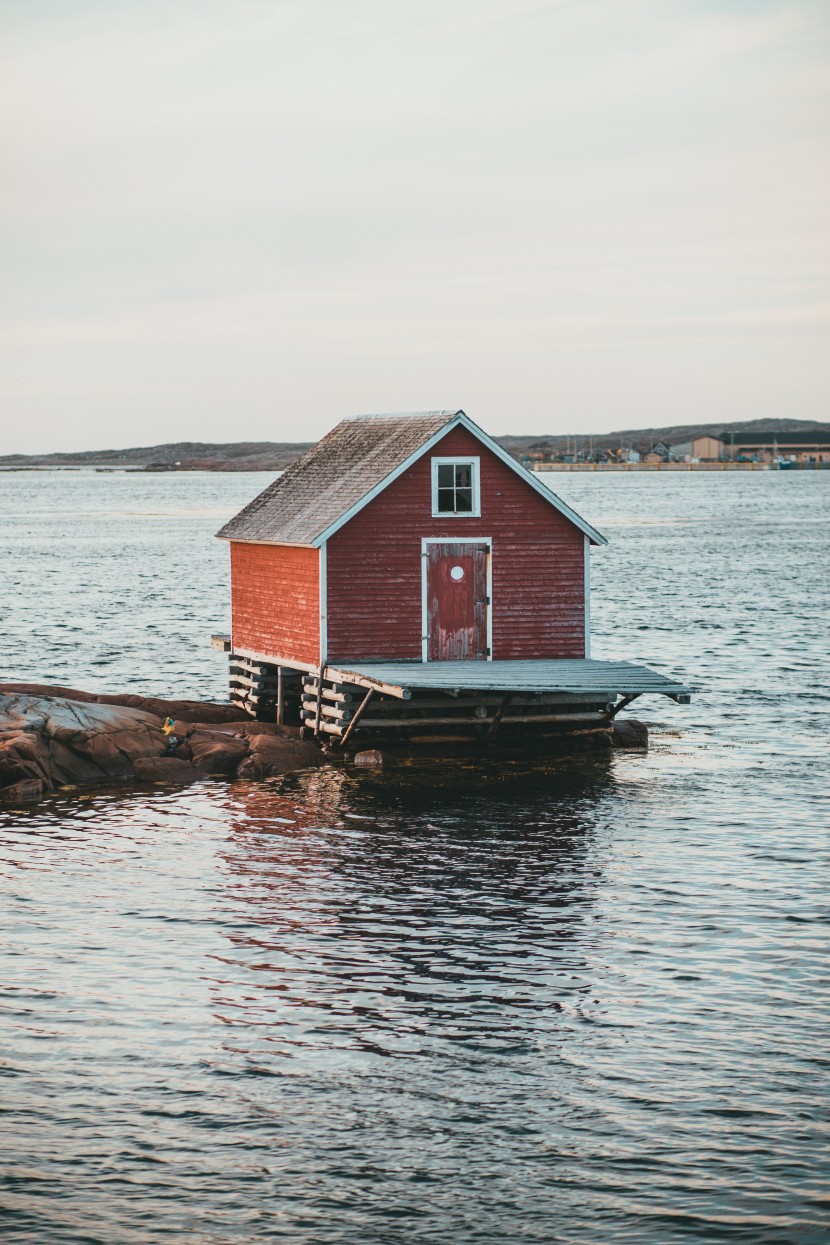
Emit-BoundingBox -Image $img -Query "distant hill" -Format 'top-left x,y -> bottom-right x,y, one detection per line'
2,418 -> 827,471
0,440 -> 314,472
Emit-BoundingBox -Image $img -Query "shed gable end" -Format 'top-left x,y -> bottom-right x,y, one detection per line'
326,425 -> 587,662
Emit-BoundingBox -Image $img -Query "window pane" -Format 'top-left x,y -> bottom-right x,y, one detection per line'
455,488 -> 473,512
437,488 -> 456,512
455,464 -> 472,489
437,464 -> 454,488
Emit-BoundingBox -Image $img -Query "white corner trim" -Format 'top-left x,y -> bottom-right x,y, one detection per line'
319,542 -> 328,666
430,456 -> 481,518
584,535 -> 591,658
421,536 -> 493,662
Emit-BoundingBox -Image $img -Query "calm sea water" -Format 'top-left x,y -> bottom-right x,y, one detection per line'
1,469 -> 828,1244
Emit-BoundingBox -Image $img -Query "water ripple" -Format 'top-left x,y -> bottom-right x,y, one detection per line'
1,471 -> 829,1242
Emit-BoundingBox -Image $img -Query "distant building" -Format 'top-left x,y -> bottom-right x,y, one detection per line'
725,431 -> 830,464
644,441 -> 671,463
669,435 -> 725,462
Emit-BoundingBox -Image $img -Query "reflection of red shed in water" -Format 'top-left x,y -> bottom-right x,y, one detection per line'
218,410 -> 606,673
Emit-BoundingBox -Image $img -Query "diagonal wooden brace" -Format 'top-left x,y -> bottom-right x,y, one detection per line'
483,693 -> 512,741
337,688 -> 375,748
604,692 -> 641,720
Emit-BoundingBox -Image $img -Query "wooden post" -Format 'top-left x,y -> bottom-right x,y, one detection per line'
483,693 -> 512,742
314,672 -> 324,737
276,666 -> 284,726
337,688 -> 375,749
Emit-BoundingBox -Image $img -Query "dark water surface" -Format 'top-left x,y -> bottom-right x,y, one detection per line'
1,470 -> 828,1243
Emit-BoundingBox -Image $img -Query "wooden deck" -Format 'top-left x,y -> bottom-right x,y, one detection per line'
218,647 -> 692,741
325,659 -> 693,703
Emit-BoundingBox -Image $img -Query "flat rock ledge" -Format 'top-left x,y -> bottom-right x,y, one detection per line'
0,684 -> 324,804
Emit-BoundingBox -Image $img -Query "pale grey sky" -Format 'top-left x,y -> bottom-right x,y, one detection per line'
2,0 -> 827,452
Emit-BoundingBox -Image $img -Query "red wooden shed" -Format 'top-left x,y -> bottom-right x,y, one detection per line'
219,409 -> 604,666
215,410 -> 690,742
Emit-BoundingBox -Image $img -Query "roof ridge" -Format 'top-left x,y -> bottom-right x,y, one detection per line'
344,410 -> 461,421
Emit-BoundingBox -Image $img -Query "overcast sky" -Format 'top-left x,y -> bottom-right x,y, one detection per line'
1,0 -> 827,453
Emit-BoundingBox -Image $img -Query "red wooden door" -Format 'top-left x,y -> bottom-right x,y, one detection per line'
426,542 -> 489,660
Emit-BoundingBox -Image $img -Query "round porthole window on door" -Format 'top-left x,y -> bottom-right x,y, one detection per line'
450,565 -> 465,581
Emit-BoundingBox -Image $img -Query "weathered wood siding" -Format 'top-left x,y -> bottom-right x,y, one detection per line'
230,542 -> 320,667
327,426 -> 585,661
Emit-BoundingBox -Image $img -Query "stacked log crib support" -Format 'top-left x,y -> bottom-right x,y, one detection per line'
300,677 -> 363,741
229,655 -> 278,717
348,691 -> 616,745
228,655 -> 302,722
299,676 -> 616,747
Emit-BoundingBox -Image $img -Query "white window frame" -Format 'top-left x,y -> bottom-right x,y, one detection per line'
431,456 -> 481,518
421,536 -> 493,662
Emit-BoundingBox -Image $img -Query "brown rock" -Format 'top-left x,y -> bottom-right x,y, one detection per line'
353,749 -> 384,768
0,691 -> 326,795
185,721 -> 245,736
120,696 -> 245,724
133,756 -> 206,784
236,731 -> 322,779
0,693 -> 167,789
0,684 -> 247,724
0,778 -> 43,804
244,721 -> 284,737
0,729 -> 52,788
612,718 -> 649,748
44,700 -> 166,784
187,731 -> 250,775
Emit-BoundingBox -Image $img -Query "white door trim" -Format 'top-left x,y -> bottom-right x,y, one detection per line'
421,536 -> 493,662
319,542 -> 328,666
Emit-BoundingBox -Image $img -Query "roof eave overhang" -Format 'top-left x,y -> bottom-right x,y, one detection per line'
216,535 -> 316,548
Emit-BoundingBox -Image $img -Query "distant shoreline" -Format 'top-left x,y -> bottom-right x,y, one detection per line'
2,418 -> 828,474
4,460 -> 827,474
537,461 -> 829,472
0,463 -> 280,473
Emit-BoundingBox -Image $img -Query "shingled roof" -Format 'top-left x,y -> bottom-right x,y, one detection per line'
217,410 -> 607,546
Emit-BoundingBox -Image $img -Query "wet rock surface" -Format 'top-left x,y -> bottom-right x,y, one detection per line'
187,731 -> 251,775
0,683 -> 245,724
236,730 -> 323,780
132,756 -> 208,784
611,718 -> 649,748
353,749 -> 384,768
0,685 -> 325,801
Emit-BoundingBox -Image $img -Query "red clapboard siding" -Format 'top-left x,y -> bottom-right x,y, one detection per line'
230,542 -> 320,666
326,426 -> 585,661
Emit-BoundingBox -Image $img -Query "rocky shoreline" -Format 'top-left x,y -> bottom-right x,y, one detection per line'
0,684 -> 324,804
1,683 -> 648,806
